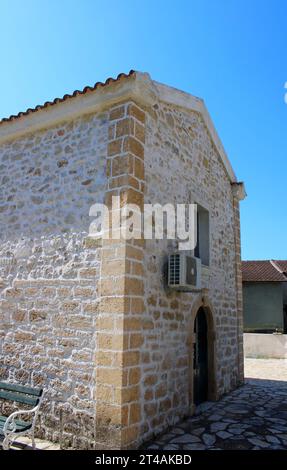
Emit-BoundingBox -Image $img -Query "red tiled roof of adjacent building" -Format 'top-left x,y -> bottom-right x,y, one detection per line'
242,260 -> 287,282
0,70 -> 136,125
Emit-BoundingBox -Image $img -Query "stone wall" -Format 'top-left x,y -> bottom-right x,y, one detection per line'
0,99 -> 149,449
0,78 -> 244,449
244,333 -> 287,359
139,100 -> 243,443
0,111 -> 108,448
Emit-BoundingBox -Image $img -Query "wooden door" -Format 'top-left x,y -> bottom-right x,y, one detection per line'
193,307 -> 208,405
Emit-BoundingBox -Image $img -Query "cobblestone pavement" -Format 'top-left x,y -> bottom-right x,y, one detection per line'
143,359 -> 287,450
1,359 -> 287,450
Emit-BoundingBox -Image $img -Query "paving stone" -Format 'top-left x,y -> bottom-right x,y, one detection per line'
45,445 -> 61,450
269,445 -> 285,450
217,431 -> 233,440
202,433 -> 216,446
182,444 -> 206,450
267,428 -> 282,434
210,422 -> 228,432
269,425 -> 287,432
248,438 -> 270,448
224,405 -> 250,414
3,436 -> 61,451
267,418 -> 286,425
191,427 -> 205,436
229,435 -> 246,441
194,402 -> 214,414
160,432 -> 176,440
207,414 -> 224,421
255,410 -> 266,417
29,442 -> 53,450
265,435 -> 281,444
228,427 -> 244,435
170,434 -> 201,444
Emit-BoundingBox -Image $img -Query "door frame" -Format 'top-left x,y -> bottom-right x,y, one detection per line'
188,294 -> 218,413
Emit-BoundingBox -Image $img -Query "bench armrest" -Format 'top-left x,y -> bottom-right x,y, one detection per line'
3,401 -> 42,435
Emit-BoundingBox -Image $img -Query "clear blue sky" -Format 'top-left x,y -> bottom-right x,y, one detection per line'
0,0 -> 286,260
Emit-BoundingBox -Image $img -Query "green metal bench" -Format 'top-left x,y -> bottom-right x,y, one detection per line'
0,381 -> 43,450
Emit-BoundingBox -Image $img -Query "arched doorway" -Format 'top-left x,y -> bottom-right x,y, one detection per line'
193,307 -> 208,405
188,296 -> 217,410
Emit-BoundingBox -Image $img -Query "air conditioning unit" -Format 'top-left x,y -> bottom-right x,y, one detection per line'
168,253 -> 201,290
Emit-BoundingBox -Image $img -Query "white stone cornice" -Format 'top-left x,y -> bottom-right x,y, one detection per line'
231,181 -> 247,201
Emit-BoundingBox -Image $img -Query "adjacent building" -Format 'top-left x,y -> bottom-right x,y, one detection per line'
242,260 -> 287,360
242,260 -> 287,333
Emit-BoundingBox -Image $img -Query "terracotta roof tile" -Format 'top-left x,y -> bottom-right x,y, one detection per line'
242,260 -> 287,282
0,70 -> 136,125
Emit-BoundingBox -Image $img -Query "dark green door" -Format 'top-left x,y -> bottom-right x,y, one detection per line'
193,307 -> 208,405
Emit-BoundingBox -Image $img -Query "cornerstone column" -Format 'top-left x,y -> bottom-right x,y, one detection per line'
95,102 -> 146,449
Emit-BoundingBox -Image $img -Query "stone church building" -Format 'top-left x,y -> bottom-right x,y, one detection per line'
0,71 -> 246,449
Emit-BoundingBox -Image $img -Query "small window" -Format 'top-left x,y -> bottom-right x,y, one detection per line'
194,204 -> 210,266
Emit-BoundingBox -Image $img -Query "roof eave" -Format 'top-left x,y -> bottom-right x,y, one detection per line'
0,71 -> 241,184
0,71 -> 142,145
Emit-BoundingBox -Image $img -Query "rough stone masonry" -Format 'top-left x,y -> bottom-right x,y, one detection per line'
0,71 -> 246,449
